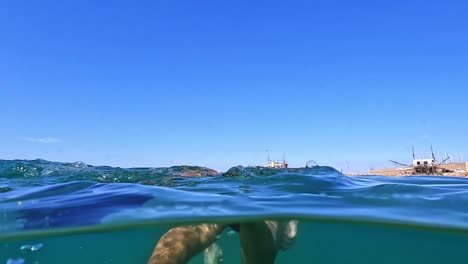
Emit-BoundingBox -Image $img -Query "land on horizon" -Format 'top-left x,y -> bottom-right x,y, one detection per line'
2,158 -> 467,178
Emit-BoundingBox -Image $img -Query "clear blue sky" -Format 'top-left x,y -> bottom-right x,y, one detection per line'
1,0 -> 467,172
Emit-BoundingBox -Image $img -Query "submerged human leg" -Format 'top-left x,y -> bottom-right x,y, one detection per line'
147,223 -> 226,264
239,220 -> 299,264
239,222 -> 278,264
204,241 -> 223,264
265,219 -> 299,250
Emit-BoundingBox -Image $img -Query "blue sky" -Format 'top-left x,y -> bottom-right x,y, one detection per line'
1,0 -> 467,172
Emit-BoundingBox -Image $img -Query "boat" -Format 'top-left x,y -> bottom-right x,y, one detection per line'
265,151 -> 288,168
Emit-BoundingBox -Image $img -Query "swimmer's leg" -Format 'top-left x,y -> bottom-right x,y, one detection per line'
204,241 -> 223,264
239,220 -> 299,264
239,222 -> 277,264
265,220 -> 299,250
147,223 -> 227,264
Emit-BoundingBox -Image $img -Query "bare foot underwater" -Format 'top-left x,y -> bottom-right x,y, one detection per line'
147,220 -> 298,264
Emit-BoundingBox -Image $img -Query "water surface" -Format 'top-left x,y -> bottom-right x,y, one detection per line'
1,159 -> 468,263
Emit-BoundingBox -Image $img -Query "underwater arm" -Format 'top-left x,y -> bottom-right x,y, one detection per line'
147,223 -> 226,264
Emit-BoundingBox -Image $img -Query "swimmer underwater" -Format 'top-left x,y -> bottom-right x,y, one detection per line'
147,220 -> 298,264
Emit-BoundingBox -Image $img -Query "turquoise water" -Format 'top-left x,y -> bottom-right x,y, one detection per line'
1,159 -> 468,263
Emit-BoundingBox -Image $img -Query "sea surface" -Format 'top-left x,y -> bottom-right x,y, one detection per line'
1,159 -> 468,264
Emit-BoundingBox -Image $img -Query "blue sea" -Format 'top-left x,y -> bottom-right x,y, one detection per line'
1,159 -> 468,264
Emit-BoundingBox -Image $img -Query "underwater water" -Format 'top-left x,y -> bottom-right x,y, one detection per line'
1,159 -> 468,263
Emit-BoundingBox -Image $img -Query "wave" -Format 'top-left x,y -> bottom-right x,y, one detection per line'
2,159 -> 468,236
